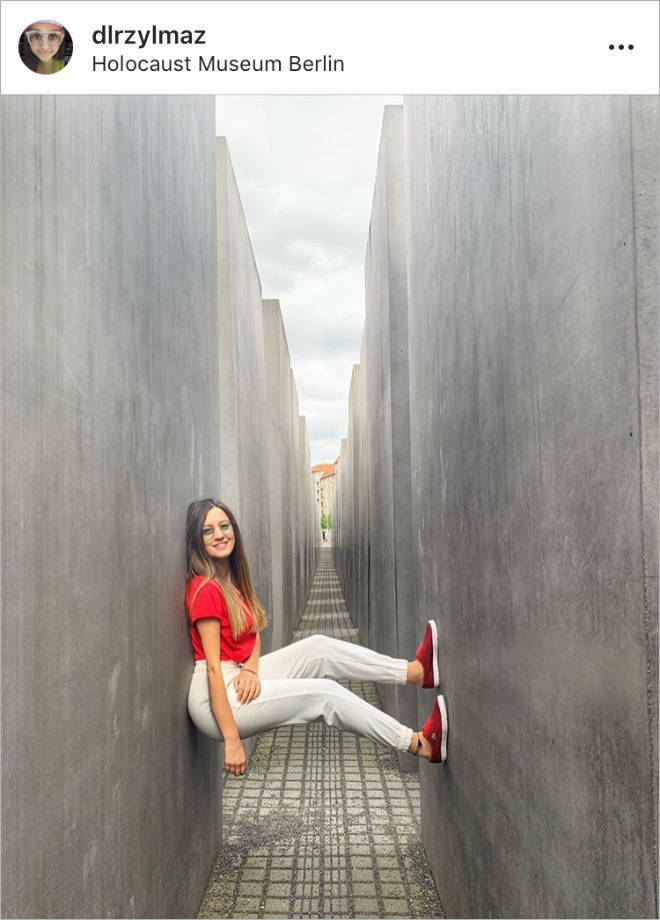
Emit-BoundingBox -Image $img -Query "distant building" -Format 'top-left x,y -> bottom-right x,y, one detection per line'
311,462 -> 336,532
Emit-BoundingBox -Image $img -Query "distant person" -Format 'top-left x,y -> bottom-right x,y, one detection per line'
185,498 -> 448,776
322,529 -> 327,542
18,20 -> 72,74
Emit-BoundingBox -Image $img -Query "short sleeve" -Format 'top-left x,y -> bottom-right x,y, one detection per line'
188,580 -> 228,624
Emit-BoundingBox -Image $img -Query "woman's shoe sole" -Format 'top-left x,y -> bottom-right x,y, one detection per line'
429,619 -> 439,687
437,694 -> 448,762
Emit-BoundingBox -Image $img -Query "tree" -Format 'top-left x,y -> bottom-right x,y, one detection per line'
320,513 -> 331,532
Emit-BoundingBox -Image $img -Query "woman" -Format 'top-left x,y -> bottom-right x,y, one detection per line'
19,21 -> 71,74
186,498 -> 448,776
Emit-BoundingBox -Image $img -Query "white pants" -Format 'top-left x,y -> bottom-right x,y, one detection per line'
187,634 -> 414,753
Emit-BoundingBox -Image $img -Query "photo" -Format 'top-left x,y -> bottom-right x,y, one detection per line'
17,19 -> 72,74
1,89 -> 657,920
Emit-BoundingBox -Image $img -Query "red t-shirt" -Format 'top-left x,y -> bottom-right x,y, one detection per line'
186,576 -> 257,663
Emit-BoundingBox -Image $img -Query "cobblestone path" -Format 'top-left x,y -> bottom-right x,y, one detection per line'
197,548 -> 445,919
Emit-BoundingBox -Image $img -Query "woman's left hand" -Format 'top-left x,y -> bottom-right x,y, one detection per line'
234,668 -> 261,704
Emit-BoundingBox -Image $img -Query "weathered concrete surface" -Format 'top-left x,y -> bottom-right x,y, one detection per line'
356,340 -> 370,648
263,298 -> 289,650
262,300 -> 317,648
299,415 -> 317,602
402,95 -> 658,919
342,362 -> 369,641
1,96 -> 220,919
216,137 -> 273,650
334,439 -> 349,597
214,140 -> 317,768
630,96 -> 659,841
335,94 -> 658,918
2,102 -> 318,920
363,106 -> 418,771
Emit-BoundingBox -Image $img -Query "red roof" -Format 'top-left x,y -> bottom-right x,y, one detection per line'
311,463 -> 335,474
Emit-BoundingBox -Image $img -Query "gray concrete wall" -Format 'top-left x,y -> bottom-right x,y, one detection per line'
335,95 -> 658,918
343,364 -> 366,635
263,299 -> 288,649
298,416 -> 317,607
357,330 -> 371,648
209,139 -> 317,768
363,106 -> 418,770
216,138 -> 273,650
1,96 -> 221,919
403,95 -> 658,918
2,101 -> 318,920
263,300 -> 316,647
631,96 -> 659,836
334,440 -> 349,594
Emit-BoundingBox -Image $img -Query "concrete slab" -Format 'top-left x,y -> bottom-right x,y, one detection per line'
335,93 -> 658,918
363,106 -> 418,770
216,137 -> 273,646
403,94 -> 658,918
1,96 -> 220,919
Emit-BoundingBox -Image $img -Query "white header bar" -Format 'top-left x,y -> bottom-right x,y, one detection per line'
1,0 -> 658,95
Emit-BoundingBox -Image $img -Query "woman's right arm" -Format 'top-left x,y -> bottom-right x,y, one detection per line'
195,618 -> 246,776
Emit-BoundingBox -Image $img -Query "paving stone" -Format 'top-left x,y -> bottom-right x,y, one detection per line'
353,881 -> 379,897
376,856 -> 401,869
237,881 -> 263,897
382,883 -> 406,898
196,549 -> 445,919
241,868 -> 266,881
229,897 -> 261,913
294,884 -> 320,898
382,897 -> 410,915
264,897 -> 291,912
266,882 -> 293,898
269,868 -> 294,881
351,844 -> 372,855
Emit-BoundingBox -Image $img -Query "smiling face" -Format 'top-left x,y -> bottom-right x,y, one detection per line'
202,505 -> 236,562
26,22 -> 64,62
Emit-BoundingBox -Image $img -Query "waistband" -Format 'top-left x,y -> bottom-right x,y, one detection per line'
193,659 -> 241,685
194,658 -> 240,670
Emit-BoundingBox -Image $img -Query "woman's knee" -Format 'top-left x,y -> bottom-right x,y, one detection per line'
301,634 -> 334,654
310,679 -> 357,729
310,677 -> 352,702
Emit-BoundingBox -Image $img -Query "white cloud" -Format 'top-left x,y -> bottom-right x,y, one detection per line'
215,95 -> 401,465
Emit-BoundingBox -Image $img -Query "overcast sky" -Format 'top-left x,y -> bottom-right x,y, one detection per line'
215,95 -> 401,467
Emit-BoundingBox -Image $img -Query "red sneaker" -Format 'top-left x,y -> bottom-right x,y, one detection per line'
422,695 -> 448,763
415,619 -> 440,688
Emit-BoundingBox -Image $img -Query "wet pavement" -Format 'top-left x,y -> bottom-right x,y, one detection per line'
197,548 -> 445,919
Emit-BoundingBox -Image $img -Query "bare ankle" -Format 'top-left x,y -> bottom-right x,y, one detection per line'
409,731 -> 421,755
407,660 -> 423,686
416,731 -> 431,760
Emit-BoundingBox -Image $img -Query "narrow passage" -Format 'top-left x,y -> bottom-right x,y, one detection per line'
197,548 -> 445,920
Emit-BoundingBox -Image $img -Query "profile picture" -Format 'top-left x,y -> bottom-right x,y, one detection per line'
18,19 -> 72,74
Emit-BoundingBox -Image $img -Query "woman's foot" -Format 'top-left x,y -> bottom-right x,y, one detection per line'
409,730 -> 432,758
414,620 -> 440,688
407,660 -> 424,685
410,695 -> 448,762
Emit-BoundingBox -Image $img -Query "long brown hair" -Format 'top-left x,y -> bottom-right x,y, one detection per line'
185,498 -> 267,639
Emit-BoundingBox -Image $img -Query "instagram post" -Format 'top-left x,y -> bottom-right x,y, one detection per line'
1,2 -> 658,918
